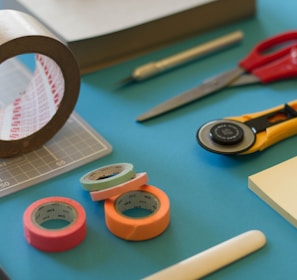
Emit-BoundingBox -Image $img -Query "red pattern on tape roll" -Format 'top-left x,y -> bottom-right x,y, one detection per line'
0,10 -> 80,157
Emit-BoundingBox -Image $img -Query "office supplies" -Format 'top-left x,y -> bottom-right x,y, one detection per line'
90,172 -> 149,201
0,54 -> 112,198
80,163 -> 135,191
120,31 -> 244,85
197,100 -> 297,155
3,0 -> 256,73
23,197 -> 87,252
137,31 -> 297,122
0,267 -> 10,280
0,10 -> 80,157
143,230 -> 266,280
105,184 -> 170,241
249,156 -> 297,228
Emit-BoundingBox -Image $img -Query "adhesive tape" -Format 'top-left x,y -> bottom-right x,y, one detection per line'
104,185 -> 170,241
23,197 -> 87,252
80,163 -> 135,192
0,10 -> 80,157
90,172 -> 149,201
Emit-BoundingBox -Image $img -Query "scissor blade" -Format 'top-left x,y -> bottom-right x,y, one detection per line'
137,67 -> 244,122
229,74 -> 261,87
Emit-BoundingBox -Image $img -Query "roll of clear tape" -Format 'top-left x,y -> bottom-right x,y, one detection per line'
0,10 -> 80,157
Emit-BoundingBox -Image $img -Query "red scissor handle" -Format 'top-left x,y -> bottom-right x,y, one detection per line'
251,47 -> 297,83
239,31 -> 297,71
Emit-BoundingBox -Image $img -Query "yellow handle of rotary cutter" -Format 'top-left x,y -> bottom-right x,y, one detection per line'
227,100 -> 297,154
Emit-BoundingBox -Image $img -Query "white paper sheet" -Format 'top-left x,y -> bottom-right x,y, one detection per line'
17,0 -> 216,41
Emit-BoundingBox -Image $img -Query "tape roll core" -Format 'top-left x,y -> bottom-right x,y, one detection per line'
104,185 -> 170,241
116,190 -> 160,214
0,10 -> 80,157
23,197 -> 86,252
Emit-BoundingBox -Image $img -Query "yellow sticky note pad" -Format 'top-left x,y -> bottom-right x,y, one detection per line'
248,156 -> 297,228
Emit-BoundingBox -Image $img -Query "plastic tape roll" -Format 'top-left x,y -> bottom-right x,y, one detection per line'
90,172 -> 149,201
80,163 -> 135,192
23,197 -> 87,252
104,185 -> 170,241
0,10 -> 80,157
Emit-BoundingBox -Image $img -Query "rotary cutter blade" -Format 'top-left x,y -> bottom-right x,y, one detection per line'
197,119 -> 256,155
197,101 -> 297,155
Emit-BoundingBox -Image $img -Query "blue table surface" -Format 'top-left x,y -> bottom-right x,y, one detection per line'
1,0 -> 297,279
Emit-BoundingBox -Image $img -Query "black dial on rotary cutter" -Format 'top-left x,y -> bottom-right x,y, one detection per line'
209,122 -> 244,145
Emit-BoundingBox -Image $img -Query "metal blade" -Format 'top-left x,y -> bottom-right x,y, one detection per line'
228,74 -> 260,87
137,67 -> 245,122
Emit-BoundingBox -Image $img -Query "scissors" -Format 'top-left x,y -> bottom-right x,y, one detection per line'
137,31 -> 297,122
197,100 -> 297,155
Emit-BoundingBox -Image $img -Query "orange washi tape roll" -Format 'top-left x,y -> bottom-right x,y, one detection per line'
104,185 -> 170,241
90,172 -> 148,201
23,197 -> 87,252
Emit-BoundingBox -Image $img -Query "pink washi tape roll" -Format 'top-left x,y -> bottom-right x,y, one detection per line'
90,172 -> 149,201
0,10 -> 80,157
23,197 -> 87,252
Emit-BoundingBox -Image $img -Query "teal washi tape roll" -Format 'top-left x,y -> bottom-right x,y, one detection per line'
80,163 -> 135,192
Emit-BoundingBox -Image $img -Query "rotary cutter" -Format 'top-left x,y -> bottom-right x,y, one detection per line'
197,100 -> 297,155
